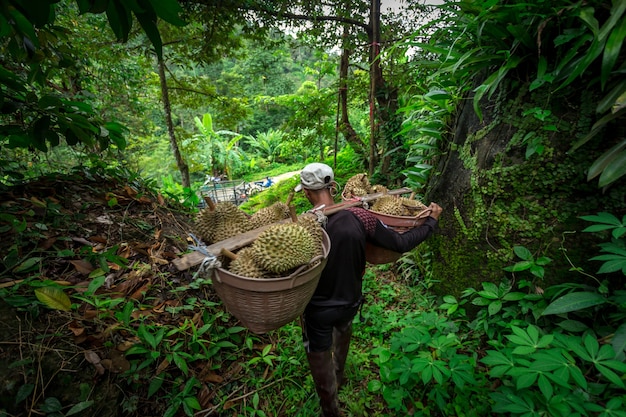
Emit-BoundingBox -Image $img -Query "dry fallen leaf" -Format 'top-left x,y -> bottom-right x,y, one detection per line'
70,260 -> 94,275
84,350 -> 105,375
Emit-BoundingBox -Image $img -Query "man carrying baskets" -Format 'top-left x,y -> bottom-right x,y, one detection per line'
295,163 -> 443,417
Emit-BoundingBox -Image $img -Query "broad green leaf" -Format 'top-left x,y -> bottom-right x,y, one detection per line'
135,10 -> 163,58
367,380 -> 382,392
146,0 -> 186,26
516,371 -> 538,389
512,346 -> 536,355
587,139 -> 626,181
513,246 -> 533,260
15,383 -> 34,405
601,16 -> 626,88
537,373 -> 553,400
478,290 -> 499,300
557,319 -> 589,332
488,300 -> 502,316
148,375 -> 164,398
542,292 -> 606,315
612,323 -> 626,356
595,363 -> 625,388
34,287 -> 71,311
502,292 -> 526,301
597,79 -> 626,113
138,325 -> 156,349
424,89 -> 451,101
598,148 -> 626,187
106,0 -> 132,42
529,264 -> 545,278
596,259 -> 626,274
13,257 -> 43,273
503,260 -> 533,272
66,401 -> 94,416
580,211 -> 621,225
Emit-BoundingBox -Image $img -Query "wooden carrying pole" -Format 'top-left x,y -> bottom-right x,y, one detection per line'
172,187 -> 412,271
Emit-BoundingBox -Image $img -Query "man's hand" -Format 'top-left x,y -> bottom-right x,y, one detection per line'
428,203 -> 443,220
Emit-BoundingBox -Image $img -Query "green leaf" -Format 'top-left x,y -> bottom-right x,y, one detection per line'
556,319 -> 589,332
146,0 -> 186,26
146,374 -> 163,398
537,373 -> 553,400
542,292 -> 606,315
424,89 -> 451,101
34,287 -> 71,311
367,380 -> 382,392
601,15 -> 626,88
503,260 -> 533,272
612,323 -> 626,357
488,300 -> 502,316
135,11 -> 163,59
598,147 -> 626,187
15,383 -> 34,405
66,401 -> 94,416
513,246 -> 533,260
13,256 -> 43,273
512,346 -> 536,355
138,325 -> 157,349
595,363 -> 625,388
516,371 -> 537,389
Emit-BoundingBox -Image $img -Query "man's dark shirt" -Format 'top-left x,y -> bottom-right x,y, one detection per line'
309,207 -> 438,307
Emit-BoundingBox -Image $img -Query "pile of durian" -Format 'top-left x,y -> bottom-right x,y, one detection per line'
194,198 -> 325,279
195,199 -> 291,245
370,195 -> 427,217
222,213 -> 325,279
343,173 -> 427,217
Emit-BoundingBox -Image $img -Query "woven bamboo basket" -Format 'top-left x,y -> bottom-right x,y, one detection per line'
211,229 -> 331,334
365,208 -> 432,264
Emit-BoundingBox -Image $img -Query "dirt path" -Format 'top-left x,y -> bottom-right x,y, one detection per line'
271,170 -> 300,184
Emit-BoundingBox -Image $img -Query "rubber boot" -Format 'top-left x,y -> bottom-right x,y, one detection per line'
332,322 -> 352,389
306,350 -> 340,417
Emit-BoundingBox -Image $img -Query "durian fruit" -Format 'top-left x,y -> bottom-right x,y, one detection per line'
399,197 -> 427,215
297,213 -> 325,257
195,201 -> 251,244
371,184 -> 388,194
370,195 -> 406,216
249,202 -> 290,230
343,173 -> 373,198
225,247 -> 267,279
251,223 -> 317,274
195,205 -> 217,244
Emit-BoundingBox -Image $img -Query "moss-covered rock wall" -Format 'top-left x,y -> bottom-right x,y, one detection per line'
425,81 -> 626,298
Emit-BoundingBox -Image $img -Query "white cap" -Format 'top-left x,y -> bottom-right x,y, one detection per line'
294,163 -> 334,192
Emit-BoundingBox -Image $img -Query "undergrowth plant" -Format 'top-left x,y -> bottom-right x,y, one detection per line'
368,210 -> 626,416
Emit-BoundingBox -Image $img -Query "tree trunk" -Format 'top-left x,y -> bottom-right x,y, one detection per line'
157,57 -> 190,188
368,0 -> 380,177
337,25 -> 367,165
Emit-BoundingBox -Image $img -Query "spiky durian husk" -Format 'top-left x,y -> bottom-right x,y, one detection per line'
249,202 -> 290,230
228,247 -> 267,279
213,203 -> 252,242
343,173 -> 373,198
297,213 -> 325,257
195,207 -> 217,243
370,195 -> 406,216
400,197 -> 427,215
251,223 -> 316,274
371,184 -> 388,194
196,202 -> 251,244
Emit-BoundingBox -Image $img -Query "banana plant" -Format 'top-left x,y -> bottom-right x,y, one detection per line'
184,113 -> 244,178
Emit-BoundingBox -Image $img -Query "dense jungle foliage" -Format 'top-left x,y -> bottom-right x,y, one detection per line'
1,0 -> 625,416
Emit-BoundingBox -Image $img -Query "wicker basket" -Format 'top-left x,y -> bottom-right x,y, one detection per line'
365,208 -> 432,264
211,229 -> 331,334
